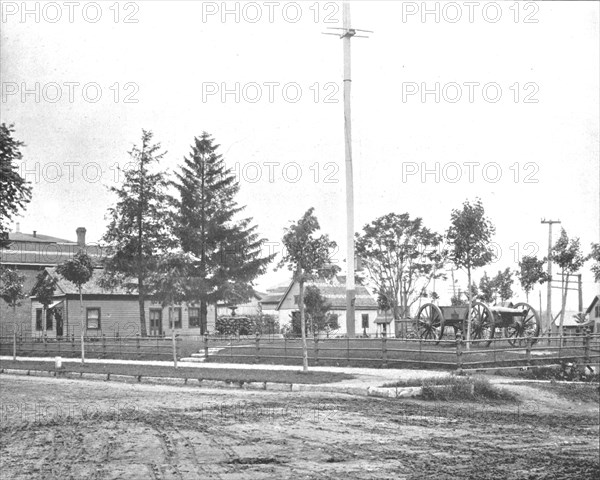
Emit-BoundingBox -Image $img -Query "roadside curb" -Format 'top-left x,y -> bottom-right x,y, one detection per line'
0,368 -> 422,398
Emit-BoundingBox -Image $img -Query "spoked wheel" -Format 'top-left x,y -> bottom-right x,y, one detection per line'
504,302 -> 540,346
415,303 -> 444,343
469,302 -> 495,347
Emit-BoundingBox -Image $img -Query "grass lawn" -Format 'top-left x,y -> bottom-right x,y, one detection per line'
0,359 -> 354,385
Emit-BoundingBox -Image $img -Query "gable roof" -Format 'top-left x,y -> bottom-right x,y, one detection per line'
585,295 -> 599,315
41,267 -> 136,296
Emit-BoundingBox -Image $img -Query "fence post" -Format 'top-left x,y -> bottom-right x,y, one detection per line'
173,333 -> 178,368
526,337 -> 532,366
255,332 -> 260,364
455,333 -> 463,372
382,335 -> 388,368
314,335 -> 319,366
204,332 -> 209,360
284,336 -> 287,360
13,330 -> 17,361
583,329 -> 591,365
43,334 -> 47,356
102,334 -> 106,359
346,336 -> 350,366
136,334 -> 141,359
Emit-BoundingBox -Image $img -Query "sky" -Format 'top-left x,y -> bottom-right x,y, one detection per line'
2,1 -> 599,313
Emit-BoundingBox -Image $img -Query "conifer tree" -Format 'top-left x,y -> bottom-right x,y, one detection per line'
102,130 -> 174,336
172,132 -> 273,332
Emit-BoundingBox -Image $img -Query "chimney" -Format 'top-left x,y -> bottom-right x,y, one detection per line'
33,230 -> 37,238
16,222 -> 20,233
76,227 -> 86,248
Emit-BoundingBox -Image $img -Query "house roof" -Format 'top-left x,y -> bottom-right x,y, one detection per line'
275,278 -> 378,311
42,267 -> 136,296
585,295 -> 599,315
1,244 -> 104,267
8,231 -> 76,244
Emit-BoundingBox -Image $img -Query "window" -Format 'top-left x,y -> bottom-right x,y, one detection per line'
36,309 -> 53,331
35,309 -> 42,331
86,308 -> 101,330
595,305 -> 600,318
189,308 -> 201,328
361,314 -> 369,329
294,295 -> 299,305
170,307 -> 182,329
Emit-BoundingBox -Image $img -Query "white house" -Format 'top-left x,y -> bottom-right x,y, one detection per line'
275,276 -> 379,336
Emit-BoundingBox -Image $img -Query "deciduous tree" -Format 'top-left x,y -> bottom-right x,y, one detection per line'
31,271 -> 57,337
279,208 -> 340,372
56,251 -> 94,363
552,229 -> 585,336
516,255 -> 549,301
446,198 -> 496,346
0,124 -> 32,247
0,267 -> 26,333
355,213 -> 446,321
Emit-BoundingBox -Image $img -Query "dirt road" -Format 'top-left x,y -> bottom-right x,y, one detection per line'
1,375 -> 598,479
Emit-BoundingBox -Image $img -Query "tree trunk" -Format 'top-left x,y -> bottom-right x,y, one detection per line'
79,287 -> 85,364
558,270 -> 569,338
298,273 -> 309,372
138,281 -> 147,337
465,267 -> 472,350
42,305 -> 47,338
200,300 -> 208,335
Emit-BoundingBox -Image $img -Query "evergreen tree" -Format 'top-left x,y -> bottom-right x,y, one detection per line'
102,130 -> 174,336
172,133 -> 273,332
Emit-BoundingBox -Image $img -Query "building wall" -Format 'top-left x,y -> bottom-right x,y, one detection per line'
31,297 -> 216,338
0,265 -> 45,336
216,299 -> 261,317
278,307 -> 379,336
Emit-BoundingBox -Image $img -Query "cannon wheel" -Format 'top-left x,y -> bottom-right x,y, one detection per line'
469,302 -> 495,347
415,303 -> 444,342
504,302 -> 540,346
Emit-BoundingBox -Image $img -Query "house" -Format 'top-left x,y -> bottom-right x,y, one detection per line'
216,290 -> 264,317
275,276 -> 379,336
585,295 -> 600,333
31,267 -> 216,338
1,225 -> 101,336
259,283 -> 289,319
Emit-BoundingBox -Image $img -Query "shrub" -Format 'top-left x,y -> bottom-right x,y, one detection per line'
215,314 -> 280,336
383,375 -> 516,401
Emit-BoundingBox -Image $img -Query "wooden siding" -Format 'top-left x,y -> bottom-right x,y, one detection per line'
31,297 -> 216,338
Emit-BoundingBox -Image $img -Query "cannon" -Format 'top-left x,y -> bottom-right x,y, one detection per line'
414,301 -> 541,346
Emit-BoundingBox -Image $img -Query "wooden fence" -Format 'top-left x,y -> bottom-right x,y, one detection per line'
2,332 -> 599,371
196,333 -> 600,371
0,334 -> 179,361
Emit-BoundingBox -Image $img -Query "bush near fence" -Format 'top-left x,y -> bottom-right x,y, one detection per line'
215,314 -> 279,336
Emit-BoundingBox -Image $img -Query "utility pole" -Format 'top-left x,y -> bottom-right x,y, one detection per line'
541,219 -> 561,330
323,3 -> 371,338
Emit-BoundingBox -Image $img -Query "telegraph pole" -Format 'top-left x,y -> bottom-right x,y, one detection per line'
541,219 -> 561,329
323,3 -> 371,338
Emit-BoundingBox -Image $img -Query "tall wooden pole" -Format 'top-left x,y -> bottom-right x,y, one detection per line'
541,219 -> 560,331
343,3 -> 356,338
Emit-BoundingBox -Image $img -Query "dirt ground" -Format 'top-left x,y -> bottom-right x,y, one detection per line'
0,375 -> 598,480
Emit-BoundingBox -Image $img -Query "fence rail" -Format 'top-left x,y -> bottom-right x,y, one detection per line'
1,332 -> 599,371
196,332 -> 600,371
0,334 -> 180,361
